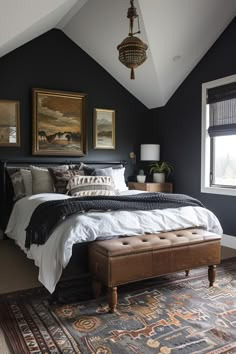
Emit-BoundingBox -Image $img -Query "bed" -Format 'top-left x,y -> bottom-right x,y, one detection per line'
0,160 -> 223,295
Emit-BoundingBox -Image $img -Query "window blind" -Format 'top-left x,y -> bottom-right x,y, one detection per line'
207,82 -> 236,137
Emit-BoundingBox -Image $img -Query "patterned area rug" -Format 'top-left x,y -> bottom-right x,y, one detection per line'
1,259 -> 236,354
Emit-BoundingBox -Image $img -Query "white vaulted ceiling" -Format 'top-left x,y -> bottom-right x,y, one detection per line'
0,0 -> 236,108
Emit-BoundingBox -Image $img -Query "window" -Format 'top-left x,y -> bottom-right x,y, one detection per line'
201,74 -> 236,196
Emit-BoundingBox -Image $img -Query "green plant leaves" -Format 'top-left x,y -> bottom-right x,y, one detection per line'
149,161 -> 173,176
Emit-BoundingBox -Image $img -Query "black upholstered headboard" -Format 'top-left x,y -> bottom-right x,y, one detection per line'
0,159 -> 126,232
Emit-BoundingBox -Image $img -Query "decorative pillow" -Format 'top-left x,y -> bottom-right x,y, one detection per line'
83,165 -> 127,192
82,165 -> 96,175
83,166 -> 113,177
83,164 -> 123,176
67,175 -> 116,197
20,169 -> 33,196
30,166 -> 54,194
49,166 -> 84,194
69,163 -> 83,170
111,167 -> 128,191
7,168 -> 25,199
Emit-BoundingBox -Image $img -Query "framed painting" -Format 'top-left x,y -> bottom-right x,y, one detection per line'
93,108 -> 115,149
0,100 -> 20,146
32,88 -> 87,156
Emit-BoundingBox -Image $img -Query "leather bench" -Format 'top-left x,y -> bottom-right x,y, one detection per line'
88,228 -> 221,312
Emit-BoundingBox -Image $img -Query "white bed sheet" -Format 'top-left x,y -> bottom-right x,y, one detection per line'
5,191 -> 222,293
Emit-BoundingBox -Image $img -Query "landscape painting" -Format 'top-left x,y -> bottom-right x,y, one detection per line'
0,100 -> 20,146
32,89 -> 87,156
93,108 -> 115,149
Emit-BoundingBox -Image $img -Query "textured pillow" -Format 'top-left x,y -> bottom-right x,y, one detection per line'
30,166 -> 54,194
83,164 -> 123,176
67,175 -> 116,197
83,165 -> 127,192
83,166 -> 113,177
82,165 -> 96,176
69,164 -> 83,170
49,166 -> 84,194
20,169 -> 33,196
7,168 -> 25,199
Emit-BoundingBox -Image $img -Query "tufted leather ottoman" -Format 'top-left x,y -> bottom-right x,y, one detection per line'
88,228 -> 221,312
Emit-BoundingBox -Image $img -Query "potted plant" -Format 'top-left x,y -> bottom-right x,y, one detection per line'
137,169 -> 146,183
149,161 -> 173,183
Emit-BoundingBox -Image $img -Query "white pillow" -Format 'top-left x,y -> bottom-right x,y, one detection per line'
111,167 -> 128,192
30,166 -> 54,194
20,169 -> 33,196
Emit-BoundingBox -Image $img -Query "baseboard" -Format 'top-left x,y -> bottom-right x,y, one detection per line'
221,234 -> 236,249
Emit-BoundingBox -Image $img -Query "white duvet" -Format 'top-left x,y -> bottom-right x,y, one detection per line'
5,191 -> 222,293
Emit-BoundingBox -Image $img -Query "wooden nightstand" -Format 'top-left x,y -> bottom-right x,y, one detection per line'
128,182 -> 173,193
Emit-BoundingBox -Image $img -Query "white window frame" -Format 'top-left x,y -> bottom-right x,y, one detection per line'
201,74 -> 236,196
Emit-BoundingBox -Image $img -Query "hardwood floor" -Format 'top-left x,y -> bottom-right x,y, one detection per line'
221,245 -> 236,259
0,238 -> 235,295
0,239 -> 40,294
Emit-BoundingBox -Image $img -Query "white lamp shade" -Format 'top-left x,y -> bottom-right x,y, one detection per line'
140,144 -> 160,161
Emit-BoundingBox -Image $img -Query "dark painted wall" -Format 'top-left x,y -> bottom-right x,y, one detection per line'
0,29 -> 148,177
2,21 -> 235,235
149,18 -> 236,235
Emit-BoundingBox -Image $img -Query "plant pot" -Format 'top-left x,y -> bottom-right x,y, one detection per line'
153,172 -> 165,183
137,175 -> 146,183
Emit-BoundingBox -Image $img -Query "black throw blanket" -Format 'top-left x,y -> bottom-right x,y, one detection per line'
25,192 -> 204,249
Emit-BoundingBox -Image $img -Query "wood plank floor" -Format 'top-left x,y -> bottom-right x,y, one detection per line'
0,238 -> 236,295
0,239 -> 41,294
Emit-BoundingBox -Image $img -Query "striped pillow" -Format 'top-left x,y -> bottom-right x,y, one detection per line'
67,175 -> 116,197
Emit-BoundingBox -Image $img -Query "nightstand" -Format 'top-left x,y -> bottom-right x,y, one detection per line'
128,182 -> 173,193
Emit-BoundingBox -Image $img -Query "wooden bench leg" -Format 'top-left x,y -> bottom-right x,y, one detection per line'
208,265 -> 216,287
108,286 -> 117,313
92,278 -> 102,298
185,270 -> 190,277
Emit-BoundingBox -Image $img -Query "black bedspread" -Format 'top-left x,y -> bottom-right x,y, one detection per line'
25,192 -> 204,249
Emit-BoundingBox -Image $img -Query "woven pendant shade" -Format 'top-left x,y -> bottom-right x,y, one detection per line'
117,0 -> 148,80
117,36 -> 148,79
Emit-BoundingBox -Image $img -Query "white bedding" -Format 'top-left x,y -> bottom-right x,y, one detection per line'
5,191 -> 222,293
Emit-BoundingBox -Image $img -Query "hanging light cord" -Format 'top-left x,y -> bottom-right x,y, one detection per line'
128,0 -> 141,36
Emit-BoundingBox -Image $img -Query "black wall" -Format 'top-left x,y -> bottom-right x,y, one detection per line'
149,18 -> 236,235
2,21 -> 236,235
0,29 -> 148,177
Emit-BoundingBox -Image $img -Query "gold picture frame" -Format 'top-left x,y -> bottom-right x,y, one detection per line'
0,100 -> 20,146
32,88 -> 87,156
93,108 -> 115,149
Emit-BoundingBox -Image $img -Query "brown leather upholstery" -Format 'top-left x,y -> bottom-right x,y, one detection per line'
88,228 -> 221,312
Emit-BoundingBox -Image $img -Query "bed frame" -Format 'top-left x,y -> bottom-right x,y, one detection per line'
0,159 -> 126,232
0,159 -> 126,295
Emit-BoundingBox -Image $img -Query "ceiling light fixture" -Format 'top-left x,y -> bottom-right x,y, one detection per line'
117,0 -> 148,80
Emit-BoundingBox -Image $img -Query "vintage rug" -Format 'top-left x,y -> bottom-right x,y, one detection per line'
1,259 -> 236,354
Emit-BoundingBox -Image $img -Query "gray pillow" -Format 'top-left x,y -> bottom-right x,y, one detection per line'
20,169 -> 32,196
30,166 -> 54,194
93,167 -> 113,176
83,166 -> 116,176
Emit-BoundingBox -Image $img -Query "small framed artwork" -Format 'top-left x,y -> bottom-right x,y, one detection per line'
0,100 -> 20,146
93,108 -> 115,149
32,88 -> 87,156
